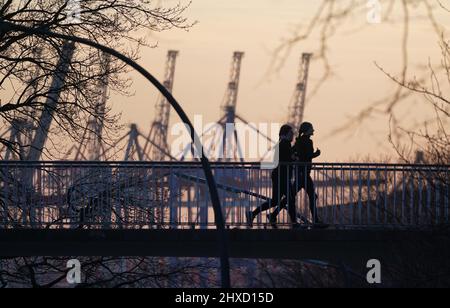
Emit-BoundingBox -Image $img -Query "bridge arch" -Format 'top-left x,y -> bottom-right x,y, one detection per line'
0,21 -> 231,288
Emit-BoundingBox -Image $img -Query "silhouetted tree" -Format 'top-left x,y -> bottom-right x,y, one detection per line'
0,0 -> 215,289
268,0 -> 447,141
382,35 -> 449,166
0,0 -> 192,159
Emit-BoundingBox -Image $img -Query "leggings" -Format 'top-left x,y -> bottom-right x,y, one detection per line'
270,171 -> 318,222
252,173 -> 297,223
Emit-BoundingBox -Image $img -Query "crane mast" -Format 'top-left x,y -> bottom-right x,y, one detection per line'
288,53 -> 312,131
1,47 -> 43,160
218,51 -> 244,161
145,50 -> 179,161
73,53 -> 111,161
27,41 -> 76,161
221,51 -> 245,125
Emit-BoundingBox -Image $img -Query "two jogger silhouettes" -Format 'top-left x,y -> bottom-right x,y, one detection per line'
247,122 -> 327,229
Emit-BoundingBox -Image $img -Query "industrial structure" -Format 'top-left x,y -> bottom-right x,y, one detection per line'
66,53 -> 111,161
100,50 -> 179,161
287,53 -> 313,132
1,41 -> 75,162
216,51 -> 245,161
0,46 -> 43,160
180,51 -> 275,162
144,50 -> 179,161
27,41 -> 76,162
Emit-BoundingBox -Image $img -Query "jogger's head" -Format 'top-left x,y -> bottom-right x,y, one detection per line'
299,122 -> 315,136
279,124 -> 294,142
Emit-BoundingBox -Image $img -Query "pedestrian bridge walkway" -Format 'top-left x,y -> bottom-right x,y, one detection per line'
0,161 -> 448,229
0,161 -> 448,262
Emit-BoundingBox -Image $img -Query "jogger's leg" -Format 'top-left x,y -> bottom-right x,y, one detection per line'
287,184 -> 297,224
252,177 -> 279,218
269,179 -> 296,223
306,175 -> 318,222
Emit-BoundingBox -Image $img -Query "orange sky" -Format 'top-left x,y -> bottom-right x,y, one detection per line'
108,0 -> 449,161
2,0 -> 448,161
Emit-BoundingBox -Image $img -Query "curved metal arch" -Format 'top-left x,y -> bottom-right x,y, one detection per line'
0,22 -> 230,288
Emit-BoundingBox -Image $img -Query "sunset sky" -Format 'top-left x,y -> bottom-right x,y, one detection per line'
109,0 -> 448,161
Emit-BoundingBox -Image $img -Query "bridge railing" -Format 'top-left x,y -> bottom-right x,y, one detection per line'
0,161 -> 448,229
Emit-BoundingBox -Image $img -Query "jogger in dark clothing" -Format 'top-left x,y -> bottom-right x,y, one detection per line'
246,125 -> 297,227
269,122 -> 323,224
293,122 -> 321,223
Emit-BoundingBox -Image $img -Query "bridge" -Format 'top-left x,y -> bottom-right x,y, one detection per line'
0,161 -> 448,265
1,161 -> 448,227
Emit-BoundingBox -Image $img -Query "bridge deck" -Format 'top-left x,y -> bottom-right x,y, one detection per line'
1,229 -> 447,267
